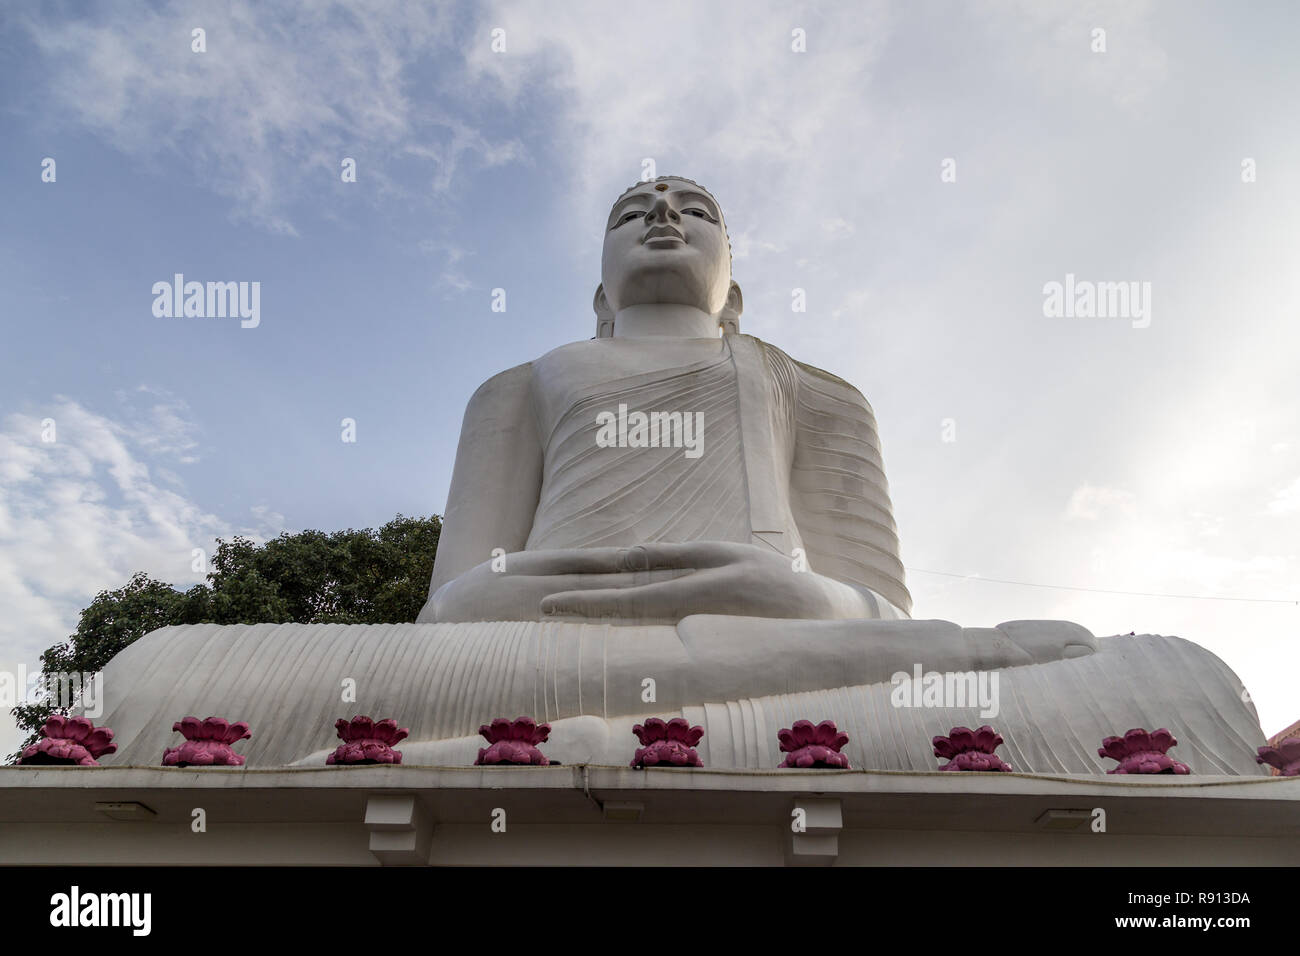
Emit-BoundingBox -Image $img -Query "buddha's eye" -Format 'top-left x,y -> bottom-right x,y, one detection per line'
616,210 -> 645,226
684,208 -> 712,219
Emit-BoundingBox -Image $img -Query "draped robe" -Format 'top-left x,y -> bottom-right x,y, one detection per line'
428,332 -> 912,618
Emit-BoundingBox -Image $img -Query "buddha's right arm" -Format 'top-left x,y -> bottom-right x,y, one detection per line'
426,363 -> 543,597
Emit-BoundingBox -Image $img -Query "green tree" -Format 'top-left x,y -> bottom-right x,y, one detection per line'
8,514 -> 440,761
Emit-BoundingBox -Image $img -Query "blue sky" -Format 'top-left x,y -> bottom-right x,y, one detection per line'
2,0 -> 1298,755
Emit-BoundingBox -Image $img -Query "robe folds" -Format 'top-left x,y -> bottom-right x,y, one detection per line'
524,333 -> 912,616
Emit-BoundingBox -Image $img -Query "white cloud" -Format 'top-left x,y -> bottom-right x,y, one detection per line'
1266,476 -> 1300,515
1065,484 -> 1137,521
979,0 -> 1169,110
19,0 -> 525,232
0,391 -> 286,756
822,218 -> 855,239
114,385 -> 201,463
418,238 -> 474,293
0,393 -> 282,669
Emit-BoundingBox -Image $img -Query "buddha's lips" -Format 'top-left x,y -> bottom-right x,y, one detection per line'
643,225 -> 684,243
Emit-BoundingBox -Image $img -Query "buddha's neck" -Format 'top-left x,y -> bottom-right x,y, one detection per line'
612,305 -> 721,339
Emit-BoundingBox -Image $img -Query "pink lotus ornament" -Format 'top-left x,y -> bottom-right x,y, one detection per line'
1256,740 -> 1300,777
326,716 -> 409,765
933,725 -> 1014,772
778,719 -> 850,769
631,717 -> 704,768
19,715 -> 117,766
162,716 -> 252,767
476,716 -> 551,766
1098,728 -> 1191,775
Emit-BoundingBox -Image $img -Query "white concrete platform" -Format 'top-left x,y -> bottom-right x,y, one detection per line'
1,765 -> 1295,866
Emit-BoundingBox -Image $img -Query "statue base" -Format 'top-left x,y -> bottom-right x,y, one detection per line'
91,617 -> 1268,775
1,764 -> 1295,866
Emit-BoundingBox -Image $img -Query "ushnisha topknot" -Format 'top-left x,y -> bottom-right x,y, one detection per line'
612,175 -> 732,264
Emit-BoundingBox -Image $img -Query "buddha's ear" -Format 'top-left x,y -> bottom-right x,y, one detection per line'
720,280 -> 743,335
593,284 -> 615,338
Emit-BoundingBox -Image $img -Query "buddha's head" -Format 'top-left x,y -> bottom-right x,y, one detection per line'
594,176 -> 743,337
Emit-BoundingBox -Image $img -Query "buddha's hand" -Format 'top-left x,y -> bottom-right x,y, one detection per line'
427,541 -> 878,623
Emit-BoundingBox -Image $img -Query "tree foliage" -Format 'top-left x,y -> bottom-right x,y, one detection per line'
9,514 -> 440,759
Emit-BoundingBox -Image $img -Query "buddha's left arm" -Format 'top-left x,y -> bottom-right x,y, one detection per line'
784,356 -> 913,618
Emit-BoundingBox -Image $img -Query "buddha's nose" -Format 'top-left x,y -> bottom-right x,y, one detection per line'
646,197 -> 679,223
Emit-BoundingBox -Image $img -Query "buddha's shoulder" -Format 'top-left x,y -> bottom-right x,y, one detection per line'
466,360 -> 534,404
469,340 -> 614,399
535,338 -> 609,363
741,335 -> 874,410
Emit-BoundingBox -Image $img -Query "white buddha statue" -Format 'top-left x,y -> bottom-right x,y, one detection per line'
90,176 -> 1269,774
422,175 -> 910,625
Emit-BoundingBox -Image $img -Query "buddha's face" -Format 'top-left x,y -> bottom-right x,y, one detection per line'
601,179 -> 731,315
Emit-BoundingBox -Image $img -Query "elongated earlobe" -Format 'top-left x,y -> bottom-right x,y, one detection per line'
593,285 -> 614,338
720,281 -> 743,334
